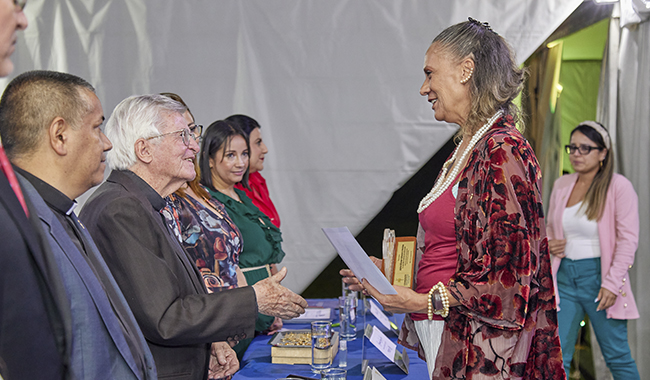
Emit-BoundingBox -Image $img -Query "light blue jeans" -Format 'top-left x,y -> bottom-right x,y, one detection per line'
556,257 -> 639,380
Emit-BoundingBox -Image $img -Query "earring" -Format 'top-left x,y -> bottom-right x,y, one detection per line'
460,67 -> 474,84
600,161 -> 603,168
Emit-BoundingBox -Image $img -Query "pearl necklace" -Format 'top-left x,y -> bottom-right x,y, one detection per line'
417,110 -> 503,213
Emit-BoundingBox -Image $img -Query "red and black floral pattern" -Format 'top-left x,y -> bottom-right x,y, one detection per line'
399,117 -> 565,379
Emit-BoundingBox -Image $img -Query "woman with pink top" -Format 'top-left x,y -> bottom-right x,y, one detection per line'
547,121 -> 640,379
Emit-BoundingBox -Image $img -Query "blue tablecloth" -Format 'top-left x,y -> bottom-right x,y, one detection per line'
233,299 -> 429,380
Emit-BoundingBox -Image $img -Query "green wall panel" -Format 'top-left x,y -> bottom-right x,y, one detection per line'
557,60 -> 602,174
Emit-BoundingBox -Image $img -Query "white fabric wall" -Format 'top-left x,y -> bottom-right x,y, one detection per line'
2,0 -> 582,293
616,1 -> 650,378
595,2 -> 649,378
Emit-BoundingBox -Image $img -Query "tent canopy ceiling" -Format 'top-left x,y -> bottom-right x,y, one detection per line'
535,1 -> 613,58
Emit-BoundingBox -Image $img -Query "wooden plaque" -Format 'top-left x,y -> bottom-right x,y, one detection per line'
391,237 -> 416,288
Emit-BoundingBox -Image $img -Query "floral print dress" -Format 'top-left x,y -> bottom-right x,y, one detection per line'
399,116 -> 565,380
164,189 -> 242,293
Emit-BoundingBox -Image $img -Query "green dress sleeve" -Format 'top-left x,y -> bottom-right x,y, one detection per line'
207,188 -> 285,270
207,188 -> 284,334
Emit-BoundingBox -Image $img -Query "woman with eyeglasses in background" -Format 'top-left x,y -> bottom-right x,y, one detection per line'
547,121 -> 640,379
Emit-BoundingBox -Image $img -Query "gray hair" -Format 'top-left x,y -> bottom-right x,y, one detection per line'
433,19 -> 526,132
105,94 -> 187,170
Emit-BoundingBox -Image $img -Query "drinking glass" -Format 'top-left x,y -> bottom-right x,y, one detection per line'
321,368 -> 347,379
311,321 -> 332,373
342,278 -> 358,299
338,296 -> 357,341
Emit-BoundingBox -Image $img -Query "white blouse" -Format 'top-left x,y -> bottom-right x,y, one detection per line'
562,201 -> 601,260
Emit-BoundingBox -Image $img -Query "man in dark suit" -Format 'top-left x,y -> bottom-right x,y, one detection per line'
0,152 -> 70,380
0,2 -> 71,379
0,70 -> 157,379
80,94 -> 307,380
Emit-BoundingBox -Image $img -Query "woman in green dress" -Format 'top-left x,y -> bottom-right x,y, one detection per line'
199,120 -> 285,334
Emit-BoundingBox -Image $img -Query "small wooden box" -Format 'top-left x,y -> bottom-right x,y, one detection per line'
269,330 -> 339,365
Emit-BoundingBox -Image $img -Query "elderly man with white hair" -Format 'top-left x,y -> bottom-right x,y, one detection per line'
80,94 -> 307,380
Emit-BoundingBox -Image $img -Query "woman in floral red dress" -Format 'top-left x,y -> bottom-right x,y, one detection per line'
342,18 -> 565,379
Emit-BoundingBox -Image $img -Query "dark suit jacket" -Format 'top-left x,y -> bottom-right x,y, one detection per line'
80,170 -> 257,380
17,173 -> 157,380
0,173 -> 69,379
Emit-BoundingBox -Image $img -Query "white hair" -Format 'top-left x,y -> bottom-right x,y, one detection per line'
105,94 -> 187,170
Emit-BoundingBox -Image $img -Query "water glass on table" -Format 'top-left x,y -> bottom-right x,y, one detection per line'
311,321 -> 332,374
338,296 -> 357,341
341,278 -> 358,299
321,368 -> 347,379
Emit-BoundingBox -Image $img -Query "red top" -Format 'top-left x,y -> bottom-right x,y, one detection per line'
411,179 -> 458,321
235,172 -> 281,228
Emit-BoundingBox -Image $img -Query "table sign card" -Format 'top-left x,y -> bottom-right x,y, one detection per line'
363,366 -> 388,380
322,227 -> 397,295
363,325 -> 409,374
368,300 -> 398,335
283,307 -> 333,324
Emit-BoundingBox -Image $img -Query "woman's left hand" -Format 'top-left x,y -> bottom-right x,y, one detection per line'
361,279 -> 427,314
596,287 -> 617,311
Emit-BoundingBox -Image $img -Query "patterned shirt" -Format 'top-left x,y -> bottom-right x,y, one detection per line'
164,188 -> 242,293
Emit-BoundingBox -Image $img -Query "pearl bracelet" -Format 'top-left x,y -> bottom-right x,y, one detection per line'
427,286 -> 435,320
427,282 -> 449,319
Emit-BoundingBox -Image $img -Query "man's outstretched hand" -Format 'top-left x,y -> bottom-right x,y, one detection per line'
252,267 -> 308,320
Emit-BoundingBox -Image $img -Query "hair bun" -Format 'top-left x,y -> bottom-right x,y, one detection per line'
468,17 -> 497,34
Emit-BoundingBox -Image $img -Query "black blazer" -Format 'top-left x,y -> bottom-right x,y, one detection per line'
80,170 -> 257,380
0,172 -> 71,379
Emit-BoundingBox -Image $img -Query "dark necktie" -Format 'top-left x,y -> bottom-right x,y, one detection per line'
0,143 -> 29,216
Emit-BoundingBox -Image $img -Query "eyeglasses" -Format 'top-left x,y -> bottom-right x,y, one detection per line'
146,124 -> 203,147
565,144 -> 603,155
14,0 -> 27,11
189,124 -> 203,139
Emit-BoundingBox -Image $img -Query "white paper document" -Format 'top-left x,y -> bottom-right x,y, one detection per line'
322,227 -> 397,295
